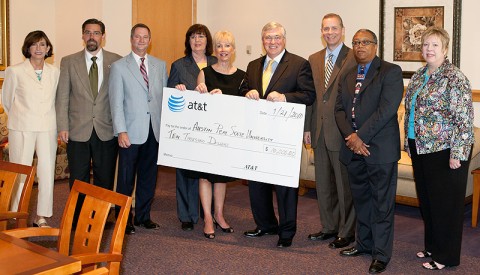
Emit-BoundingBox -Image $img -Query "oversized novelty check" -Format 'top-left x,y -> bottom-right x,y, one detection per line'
157,88 -> 305,188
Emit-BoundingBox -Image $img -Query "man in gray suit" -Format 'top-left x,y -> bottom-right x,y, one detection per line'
56,18 -> 121,224
304,13 -> 356,249
109,23 -> 167,234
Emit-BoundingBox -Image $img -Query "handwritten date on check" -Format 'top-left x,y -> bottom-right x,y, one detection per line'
157,88 -> 306,188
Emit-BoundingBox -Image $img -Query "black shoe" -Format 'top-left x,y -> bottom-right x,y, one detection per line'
204,232 -> 215,239
329,237 -> 354,249
340,246 -> 366,257
308,231 -> 337,241
244,228 -> 278,237
369,260 -> 387,274
125,222 -> 135,235
181,222 -> 194,231
213,218 -> 234,233
277,238 -> 292,248
134,219 -> 160,229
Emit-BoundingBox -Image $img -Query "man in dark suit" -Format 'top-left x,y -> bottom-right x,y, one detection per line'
334,29 -> 403,274
241,22 -> 315,248
56,18 -> 121,225
109,23 -> 167,234
304,13 -> 357,249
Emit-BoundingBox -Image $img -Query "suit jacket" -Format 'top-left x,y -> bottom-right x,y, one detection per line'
305,44 -> 356,150
335,56 -> 403,165
240,51 -> 315,105
167,55 -> 217,90
56,50 -> 122,142
2,60 -> 59,131
109,52 -> 167,144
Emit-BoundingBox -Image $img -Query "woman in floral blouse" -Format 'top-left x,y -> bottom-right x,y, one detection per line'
404,26 -> 474,270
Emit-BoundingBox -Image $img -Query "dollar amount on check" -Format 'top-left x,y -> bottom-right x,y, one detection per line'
157,88 -> 306,188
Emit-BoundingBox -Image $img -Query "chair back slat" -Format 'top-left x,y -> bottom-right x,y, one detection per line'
59,180 -> 132,274
0,161 -> 36,231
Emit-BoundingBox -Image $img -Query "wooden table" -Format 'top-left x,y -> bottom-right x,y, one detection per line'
0,232 -> 81,274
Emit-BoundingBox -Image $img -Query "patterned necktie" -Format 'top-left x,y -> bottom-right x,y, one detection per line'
89,56 -> 98,99
262,59 -> 274,95
140,57 -> 149,89
351,65 -> 366,132
324,53 -> 334,89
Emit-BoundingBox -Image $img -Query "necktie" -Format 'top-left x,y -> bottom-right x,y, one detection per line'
351,65 -> 366,132
89,56 -> 98,99
140,57 -> 149,89
262,59 -> 274,95
325,54 -> 334,89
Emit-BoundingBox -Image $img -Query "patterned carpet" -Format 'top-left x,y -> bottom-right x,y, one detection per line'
29,166 -> 480,274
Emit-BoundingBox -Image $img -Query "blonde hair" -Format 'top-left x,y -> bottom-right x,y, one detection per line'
421,26 -> 450,53
213,31 -> 236,63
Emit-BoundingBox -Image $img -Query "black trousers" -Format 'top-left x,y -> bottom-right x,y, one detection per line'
67,129 -> 118,222
116,124 -> 159,223
346,155 -> 397,263
409,139 -> 470,266
248,181 -> 298,239
176,168 -> 199,223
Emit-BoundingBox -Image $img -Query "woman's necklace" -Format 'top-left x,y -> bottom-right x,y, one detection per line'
35,69 -> 43,81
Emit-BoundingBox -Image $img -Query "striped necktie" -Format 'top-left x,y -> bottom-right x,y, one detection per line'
140,57 -> 149,89
325,53 -> 334,89
262,59 -> 274,95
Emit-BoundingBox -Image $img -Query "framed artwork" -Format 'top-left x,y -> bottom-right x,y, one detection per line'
0,0 -> 8,71
379,0 -> 461,78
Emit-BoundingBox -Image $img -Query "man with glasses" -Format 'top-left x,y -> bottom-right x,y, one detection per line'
334,29 -> 403,274
241,22 -> 315,248
304,13 -> 357,249
56,18 -> 121,227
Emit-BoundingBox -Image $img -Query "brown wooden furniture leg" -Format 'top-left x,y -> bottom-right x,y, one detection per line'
472,168 -> 480,228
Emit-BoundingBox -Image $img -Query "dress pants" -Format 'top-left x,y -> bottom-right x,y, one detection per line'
346,155 -> 397,263
67,129 -> 118,223
409,139 -> 470,266
116,123 -> 159,223
313,133 -> 355,238
248,181 -> 298,239
176,168 -> 199,223
8,129 -> 57,217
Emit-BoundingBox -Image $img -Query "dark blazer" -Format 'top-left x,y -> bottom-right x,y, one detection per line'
56,50 -> 122,142
241,51 -> 316,105
167,55 -> 217,90
335,56 -> 404,165
305,44 -> 356,150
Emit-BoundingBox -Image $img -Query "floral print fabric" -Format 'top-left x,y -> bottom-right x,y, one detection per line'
404,59 -> 474,161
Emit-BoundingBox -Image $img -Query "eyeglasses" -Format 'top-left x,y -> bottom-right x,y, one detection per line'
263,35 -> 284,42
190,34 -> 206,40
83,30 -> 103,37
352,40 -> 376,47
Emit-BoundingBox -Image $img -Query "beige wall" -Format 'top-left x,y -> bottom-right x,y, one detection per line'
8,0 -> 132,67
3,0 -> 480,125
197,0 -> 480,126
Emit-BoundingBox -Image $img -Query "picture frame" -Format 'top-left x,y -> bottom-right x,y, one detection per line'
379,0 -> 461,78
0,0 -> 9,71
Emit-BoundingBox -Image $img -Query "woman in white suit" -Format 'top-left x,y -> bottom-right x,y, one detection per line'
2,31 -> 60,227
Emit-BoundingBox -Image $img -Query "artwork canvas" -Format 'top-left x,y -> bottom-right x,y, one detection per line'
394,7 -> 444,62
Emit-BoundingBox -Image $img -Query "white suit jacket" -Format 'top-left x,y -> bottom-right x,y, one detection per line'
109,52 -> 167,144
2,59 -> 60,131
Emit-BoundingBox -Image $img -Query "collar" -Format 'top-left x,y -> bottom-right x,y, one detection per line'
85,48 -> 103,62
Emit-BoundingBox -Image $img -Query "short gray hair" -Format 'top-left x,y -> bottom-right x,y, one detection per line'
261,22 -> 286,38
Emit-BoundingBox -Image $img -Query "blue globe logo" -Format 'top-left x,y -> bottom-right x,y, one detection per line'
168,95 -> 186,112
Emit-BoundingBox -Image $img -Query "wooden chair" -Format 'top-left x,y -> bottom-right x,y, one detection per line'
0,161 -> 36,231
4,180 -> 132,274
